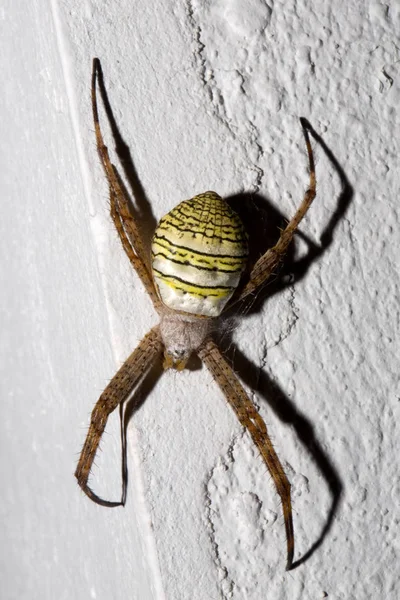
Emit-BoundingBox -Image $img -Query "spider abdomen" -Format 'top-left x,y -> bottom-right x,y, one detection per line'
151,191 -> 248,317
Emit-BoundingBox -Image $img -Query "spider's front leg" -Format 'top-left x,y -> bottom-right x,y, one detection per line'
92,58 -> 163,313
198,339 -> 295,570
75,326 -> 163,506
236,118 -> 316,301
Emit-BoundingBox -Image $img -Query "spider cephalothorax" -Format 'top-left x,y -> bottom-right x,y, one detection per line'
75,58 -> 317,571
159,312 -> 211,370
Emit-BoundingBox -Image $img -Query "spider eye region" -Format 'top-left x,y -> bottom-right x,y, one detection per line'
151,191 -> 248,317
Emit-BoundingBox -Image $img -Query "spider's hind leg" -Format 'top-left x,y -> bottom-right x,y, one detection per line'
198,339 -> 295,570
75,326 -> 163,506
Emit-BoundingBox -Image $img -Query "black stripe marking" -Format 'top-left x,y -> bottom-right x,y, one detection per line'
174,206 -> 244,230
153,233 -> 248,259
157,222 -> 248,243
152,250 -> 243,273
153,269 -> 234,290
152,242 -> 245,267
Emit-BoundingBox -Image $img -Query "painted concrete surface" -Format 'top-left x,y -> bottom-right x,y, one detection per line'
1,1 -> 399,599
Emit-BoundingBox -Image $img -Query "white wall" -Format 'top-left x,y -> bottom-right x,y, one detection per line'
1,1 -> 399,599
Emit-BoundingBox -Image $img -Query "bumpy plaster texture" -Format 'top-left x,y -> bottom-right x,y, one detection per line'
1,0 -> 399,599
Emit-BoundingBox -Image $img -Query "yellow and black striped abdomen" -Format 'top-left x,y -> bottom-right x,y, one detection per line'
151,191 -> 248,317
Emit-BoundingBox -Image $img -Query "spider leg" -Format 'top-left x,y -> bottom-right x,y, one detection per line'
198,339 -> 294,570
75,326 -> 163,507
92,58 -> 162,312
235,118 -> 316,302
109,183 -> 163,311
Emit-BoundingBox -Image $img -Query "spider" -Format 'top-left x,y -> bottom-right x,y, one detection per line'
75,57 -> 316,571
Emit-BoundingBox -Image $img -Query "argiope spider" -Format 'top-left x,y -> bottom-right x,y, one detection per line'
75,58 -> 316,571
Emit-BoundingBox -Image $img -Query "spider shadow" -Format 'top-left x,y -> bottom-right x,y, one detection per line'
95,59 -> 158,250
119,359 -> 164,506
118,350 -> 202,504
219,121 -> 353,568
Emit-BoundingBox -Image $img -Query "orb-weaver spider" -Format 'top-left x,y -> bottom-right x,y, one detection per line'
75,58 -> 316,571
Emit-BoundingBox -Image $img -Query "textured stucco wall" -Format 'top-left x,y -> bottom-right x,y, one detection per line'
1,1 -> 399,599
